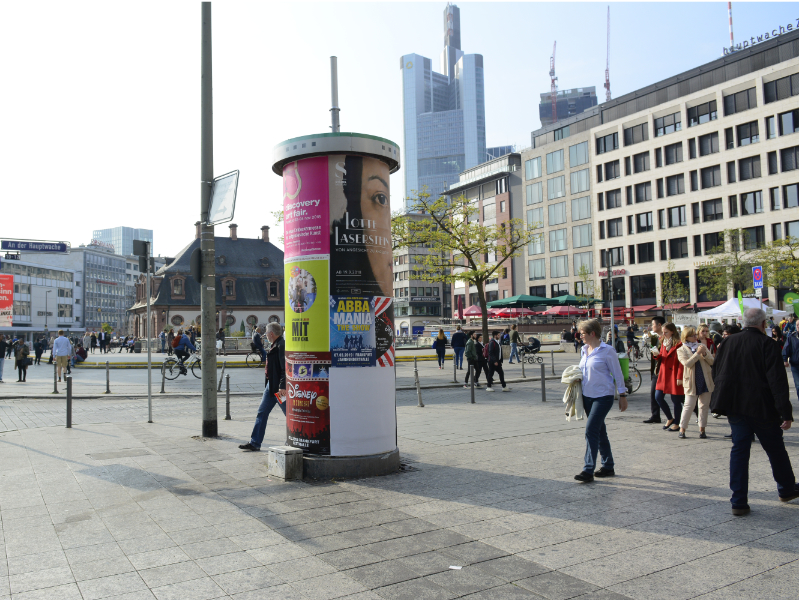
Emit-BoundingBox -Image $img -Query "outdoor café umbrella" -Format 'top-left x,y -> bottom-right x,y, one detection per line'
495,307 -> 536,318
543,305 -> 587,316
463,305 -> 484,317
486,294 -> 550,308
549,294 -> 601,306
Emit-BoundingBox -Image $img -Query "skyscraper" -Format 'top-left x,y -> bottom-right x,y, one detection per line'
401,3 -> 486,206
538,87 -> 598,128
92,227 -> 153,256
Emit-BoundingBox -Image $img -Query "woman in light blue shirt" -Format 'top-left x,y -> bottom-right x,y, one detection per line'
575,319 -> 628,482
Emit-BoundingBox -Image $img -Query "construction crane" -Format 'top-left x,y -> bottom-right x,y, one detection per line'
549,42 -> 558,122
604,6 -> 611,102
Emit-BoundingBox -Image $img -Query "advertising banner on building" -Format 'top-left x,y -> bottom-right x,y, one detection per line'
285,351 -> 330,454
285,257 -> 329,352
0,274 -> 12,328
283,157 -> 330,259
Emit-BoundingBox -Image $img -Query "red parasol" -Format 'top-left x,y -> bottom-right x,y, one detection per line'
543,305 -> 587,316
494,307 -> 536,318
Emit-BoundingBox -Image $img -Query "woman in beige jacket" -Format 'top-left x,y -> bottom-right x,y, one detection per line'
676,327 -> 714,438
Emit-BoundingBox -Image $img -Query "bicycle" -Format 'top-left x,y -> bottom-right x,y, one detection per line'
246,344 -> 266,368
162,351 -> 202,380
626,341 -> 642,362
626,363 -> 642,394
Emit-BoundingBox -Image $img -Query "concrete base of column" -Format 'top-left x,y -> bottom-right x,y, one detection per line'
302,447 -> 400,480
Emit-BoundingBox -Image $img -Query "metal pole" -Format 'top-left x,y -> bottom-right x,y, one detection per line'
414,357 -> 424,407
521,355 -> 526,378
104,361 -> 110,394
66,375 -> 72,428
52,361 -> 58,394
200,1 -> 218,437
608,251 -> 615,351
453,353 -> 457,383
540,363 -> 546,402
217,361 -> 226,392
470,364 -> 475,404
330,56 -> 340,132
551,350 -> 555,375
160,366 -> 166,393
146,242 -> 152,424
225,374 -> 231,420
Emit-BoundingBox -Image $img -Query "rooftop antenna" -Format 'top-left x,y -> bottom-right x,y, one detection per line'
549,42 -> 558,123
604,6 -> 611,102
727,2 -> 734,51
330,56 -> 340,132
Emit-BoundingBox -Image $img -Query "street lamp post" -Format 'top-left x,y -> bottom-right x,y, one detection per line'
45,290 -> 52,337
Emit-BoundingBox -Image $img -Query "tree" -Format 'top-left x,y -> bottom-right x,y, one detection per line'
270,210 -> 284,244
696,228 -> 755,300
751,235 -> 799,293
393,189 -> 541,342
101,322 -> 112,334
660,259 -> 689,309
576,264 -> 597,306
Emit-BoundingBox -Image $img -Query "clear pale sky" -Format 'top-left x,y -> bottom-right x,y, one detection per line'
1,2 -> 796,257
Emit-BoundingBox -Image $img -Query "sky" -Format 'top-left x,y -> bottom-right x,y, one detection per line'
1,1 -> 797,257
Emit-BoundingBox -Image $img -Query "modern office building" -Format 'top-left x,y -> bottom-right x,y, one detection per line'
92,227 -> 154,257
539,87 -> 599,128
451,29 -> 798,315
400,3 -> 486,205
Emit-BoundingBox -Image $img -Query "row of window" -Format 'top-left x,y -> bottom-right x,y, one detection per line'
526,196 -> 593,230
393,287 -> 441,298
528,252 -> 594,281
524,141 -> 590,180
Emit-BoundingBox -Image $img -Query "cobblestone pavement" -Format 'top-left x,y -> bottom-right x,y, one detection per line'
0,381 -> 796,599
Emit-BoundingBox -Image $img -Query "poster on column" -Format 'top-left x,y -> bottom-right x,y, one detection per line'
330,296 -> 375,367
373,297 -> 395,367
283,157 -> 330,259
285,351 -> 330,454
285,257 -> 329,352
0,274 -> 12,328
328,155 -> 393,298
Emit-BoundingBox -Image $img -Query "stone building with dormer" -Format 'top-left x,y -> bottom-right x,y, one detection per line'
128,223 -> 284,337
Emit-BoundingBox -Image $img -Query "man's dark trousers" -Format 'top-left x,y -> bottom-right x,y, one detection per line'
488,363 -> 506,388
250,388 -> 287,449
648,374 -> 661,420
728,414 -> 798,508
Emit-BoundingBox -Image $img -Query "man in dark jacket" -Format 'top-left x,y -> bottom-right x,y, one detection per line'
450,325 -> 467,370
710,307 -> 798,515
782,327 -> 798,396
486,331 -> 511,392
240,323 -> 286,451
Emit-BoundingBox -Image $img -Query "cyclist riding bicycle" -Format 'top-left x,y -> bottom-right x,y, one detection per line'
252,326 -> 266,361
174,329 -> 196,369
626,324 -> 640,352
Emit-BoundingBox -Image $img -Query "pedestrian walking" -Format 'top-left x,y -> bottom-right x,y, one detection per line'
0,336 -> 6,383
463,332 -> 485,387
653,322 -> 684,431
574,319 -> 627,482
5,336 -> 14,359
450,325 -> 467,370
486,330 -> 510,392
52,330 -> 72,382
697,324 -> 716,355
474,333 -> 490,385
159,329 -> 166,353
677,327 -> 714,438
432,329 -> 447,369
239,322 -> 286,452
216,328 -> 226,356
710,307 -> 798,515
15,340 -> 30,382
167,328 -> 175,357
33,338 -> 43,365
90,331 -> 97,354
783,327 -> 798,396
509,324 -> 522,364
573,329 -> 583,353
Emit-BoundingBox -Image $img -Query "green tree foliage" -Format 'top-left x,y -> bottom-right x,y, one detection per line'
696,228 -> 755,300
751,235 -> 799,292
660,259 -> 689,308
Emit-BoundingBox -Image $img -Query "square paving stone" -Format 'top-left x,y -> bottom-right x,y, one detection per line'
440,541 -> 509,565
137,560 -> 207,588
374,577 -> 456,600
7,582 -> 84,600
515,571 -> 600,600
382,519 -> 441,537
290,572 -> 368,600
9,566 -> 75,594
229,583 -> 310,600
277,556 -> 338,583
407,529 -> 472,551
460,583 -> 542,599
396,551 -> 461,577
213,566 -> 284,595
127,547 -> 191,571
345,561 -> 420,588
77,571 -> 148,600
424,567 -> 506,596
150,576 -> 226,600
318,547 -> 387,570
342,526 -> 404,545
195,551 -> 262,576
470,556 -> 551,581
362,536 -> 436,560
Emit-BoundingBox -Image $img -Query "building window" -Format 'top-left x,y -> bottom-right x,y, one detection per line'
526,182 -> 543,205
691,202 -> 700,224
727,161 -> 736,184
738,156 -> 761,181
740,191 -> 764,215
549,229 -> 568,252
772,223 -> 782,241
573,251 -> 593,275
626,186 -> 632,205
779,109 -> 799,136
269,281 -> 279,298
634,182 -> 652,203
736,121 -> 759,146
700,165 -> 721,189
688,100 -> 717,127
659,240 -> 667,260
780,146 -> 799,172
729,195 -> 738,218
601,247 -> 624,267
654,112 -> 682,137
743,226 -> 766,250
527,207 -> 543,229
529,259 -> 546,280
637,242 -> 655,264
703,198 -> 724,222
571,196 -> 591,221
528,233 -> 545,255
171,315 -> 184,326
623,123 -> 649,146
172,279 -> 183,296
525,157 -> 542,180
689,138 -> 697,160
570,168 -> 591,194
669,237 -> 688,259
766,115 -> 776,139
769,187 -> 781,211
604,160 -> 620,180
764,73 -> 799,104
605,189 -> 621,209
598,192 -> 604,211
723,87 -> 757,115
704,232 -> 723,255
690,170 -> 698,191
596,164 -> 604,183
768,151 -> 778,175
548,202 -> 567,226
655,148 -> 663,167
633,151 -> 650,173
786,221 -> 799,240
569,141 -> 589,167
656,178 -> 664,198
596,132 -> 618,155
483,204 -> 496,220
496,179 -> 507,195
225,281 -> 234,296
668,205 -> 686,228
551,283 -> 569,297
529,285 -> 546,297
607,218 -> 623,238
550,255 -> 569,278
666,174 -> 685,196
599,221 -> 605,240
698,132 -> 719,156
547,175 -> 566,200
624,156 -> 631,176
664,142 -> 683,165
658,209 -> 665,229
637,212 -> 653,233
546,149 -> 564,174
784,184 -> 799,209
572,224 -> 592,248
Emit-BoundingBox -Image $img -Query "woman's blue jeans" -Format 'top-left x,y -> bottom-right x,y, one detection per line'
654,389 -> 684,423
582,395 -> 615,474
436,349 -> 446,366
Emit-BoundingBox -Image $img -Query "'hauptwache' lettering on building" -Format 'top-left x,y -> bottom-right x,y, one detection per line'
723,20 -> 798,55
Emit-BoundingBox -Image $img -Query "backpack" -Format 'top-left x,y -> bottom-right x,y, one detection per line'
483,341 -> 491,359
171,335 -> 182,349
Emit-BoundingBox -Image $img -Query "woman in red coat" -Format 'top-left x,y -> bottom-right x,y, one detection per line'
654,323 -> 685,431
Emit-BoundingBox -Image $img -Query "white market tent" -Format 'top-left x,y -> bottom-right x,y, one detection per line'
698,297 -> 788,319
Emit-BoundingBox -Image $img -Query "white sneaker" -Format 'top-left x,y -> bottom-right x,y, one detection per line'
502,387 -> 512,392
486,387 -> 495,392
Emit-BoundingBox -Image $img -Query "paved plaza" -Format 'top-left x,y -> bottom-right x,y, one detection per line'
0,362 -> 797,600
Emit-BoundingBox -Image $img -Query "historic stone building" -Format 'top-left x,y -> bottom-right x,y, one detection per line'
129,223 -> 284,337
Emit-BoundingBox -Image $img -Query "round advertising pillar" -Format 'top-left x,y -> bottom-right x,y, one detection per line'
272,133 -> 400,479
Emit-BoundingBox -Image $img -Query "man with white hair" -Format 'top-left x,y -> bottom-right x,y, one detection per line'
240,322 -> 286,451
710,307 -> 798,516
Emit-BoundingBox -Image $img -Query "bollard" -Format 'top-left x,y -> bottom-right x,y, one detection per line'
414,357 -> 424,408
540,363 -> 546,402
217,361 -> 227,392
66,375 -> 72,428
551,350 -> 555,375
521,355 -> 526,378
225,374 -> 231,420
160,367 -> 166,394
453,353 -> 457,383
52,361 -> 58,394
470,364 -> 475,404
104,361 -> 110,394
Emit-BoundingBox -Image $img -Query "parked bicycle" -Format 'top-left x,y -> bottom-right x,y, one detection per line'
162,350 -> 202,380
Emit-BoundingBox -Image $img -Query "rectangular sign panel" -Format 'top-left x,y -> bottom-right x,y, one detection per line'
0,274 -> 12,327
283,157 -> 330,259
752,265 -> 763,289
1,240 -> 69,253
285,351 -> 331,454
285,257 -> 329,352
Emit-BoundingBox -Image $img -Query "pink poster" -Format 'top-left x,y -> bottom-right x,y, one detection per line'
283,156 -> 330,259
0,274 -> 12,328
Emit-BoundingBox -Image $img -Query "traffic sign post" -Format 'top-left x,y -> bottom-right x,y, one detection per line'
752,266 -> 763,298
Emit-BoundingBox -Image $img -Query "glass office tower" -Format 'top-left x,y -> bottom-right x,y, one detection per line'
401,3 -> 486,207
92,227 -> 153,256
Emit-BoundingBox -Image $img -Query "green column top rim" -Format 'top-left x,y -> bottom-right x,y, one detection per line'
272,132 -> 400,175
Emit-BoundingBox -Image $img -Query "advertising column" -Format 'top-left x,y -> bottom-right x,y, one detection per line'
0,274 -> 13,328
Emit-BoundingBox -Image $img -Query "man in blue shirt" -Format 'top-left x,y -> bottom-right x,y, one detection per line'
173,329 -> 196,370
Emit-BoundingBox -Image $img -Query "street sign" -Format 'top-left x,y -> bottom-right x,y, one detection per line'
752,265 -> 763,289
755,288 -> 762,297
1,240 -> 69,253
207,170 -> 239,226
672,312 -> 700,327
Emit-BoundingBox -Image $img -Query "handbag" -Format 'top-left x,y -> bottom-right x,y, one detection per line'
25,357 -> 32,366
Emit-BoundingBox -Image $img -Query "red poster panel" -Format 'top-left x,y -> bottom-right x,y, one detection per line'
285,351 -> 331,454
0,274 -> 12,328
